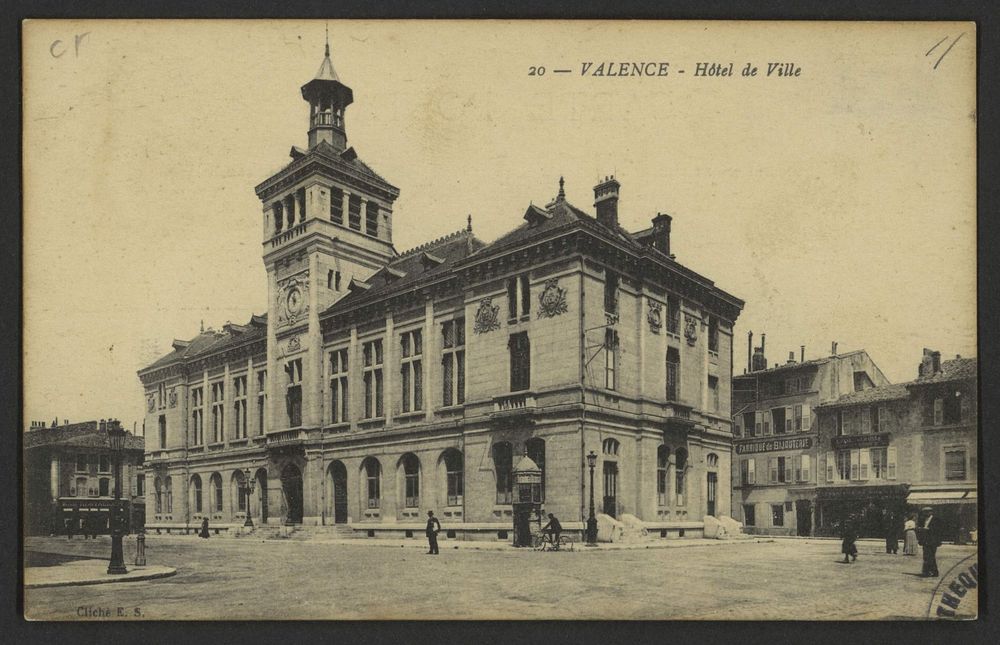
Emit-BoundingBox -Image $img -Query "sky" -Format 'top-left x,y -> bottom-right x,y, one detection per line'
23,20 -> 977,433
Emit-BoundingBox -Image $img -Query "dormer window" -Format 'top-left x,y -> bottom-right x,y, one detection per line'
421,251 -> 444,271
523,204 -> 552,227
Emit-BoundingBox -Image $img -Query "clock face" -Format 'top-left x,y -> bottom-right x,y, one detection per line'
286,287 -> 303,315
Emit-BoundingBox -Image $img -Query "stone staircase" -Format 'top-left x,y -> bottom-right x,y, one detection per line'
233,524 -> 359,541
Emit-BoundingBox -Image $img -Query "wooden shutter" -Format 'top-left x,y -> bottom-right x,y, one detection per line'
769,458 -> 777,483
825,452 -> 834,481
802,403 -> 811,432
785,457 -> 793,483
801,454 -> 811,482
887,446 -> 897,479
850,449 -> 860,480
860,408 -> 870,434
748,458 -> 756,484
764,410 -> 772,436
933,398 -> 944,426
734,414 -> 742,436
878,405 -> 888,432
785,406 -> 793,433
755,411 -> 762,436
859,448 -> 870,480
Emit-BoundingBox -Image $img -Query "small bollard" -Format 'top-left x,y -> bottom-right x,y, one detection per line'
134,530 -> 147,566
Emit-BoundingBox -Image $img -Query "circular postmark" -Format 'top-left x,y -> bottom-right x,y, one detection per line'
925,553 -> 978,620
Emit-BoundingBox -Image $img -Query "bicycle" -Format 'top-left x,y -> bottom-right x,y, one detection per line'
532,532 -> 575,552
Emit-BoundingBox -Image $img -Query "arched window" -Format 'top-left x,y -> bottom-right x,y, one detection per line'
442,449 -> 463,506
210,473 -> 224,513
232,470 -> 247,514
164,477 -> 173,513
153,476 -> 163,513
707,453 -> 719,468
657,446 -> 670,506
526,437 -> 546,502
190,475 -> 203,514
400,453 -> 420,508
675,448 -> 688,506
602,438 -> 620,456
362,457 -> 381,509
492,442 -> 513,504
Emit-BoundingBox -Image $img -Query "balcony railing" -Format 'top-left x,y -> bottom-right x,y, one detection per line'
493,392 -> 536,414
266,428 -> 307,446
270,221 -> 309,248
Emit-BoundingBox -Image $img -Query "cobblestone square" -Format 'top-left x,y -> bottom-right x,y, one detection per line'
23,535 -> 977,621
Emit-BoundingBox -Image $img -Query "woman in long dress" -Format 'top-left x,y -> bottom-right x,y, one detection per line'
903,513 -> 918,555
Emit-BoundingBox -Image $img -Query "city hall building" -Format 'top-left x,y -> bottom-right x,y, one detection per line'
138,45 -> 744,540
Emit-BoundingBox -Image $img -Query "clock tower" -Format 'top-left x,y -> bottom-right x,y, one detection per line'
254,41 -> 400,437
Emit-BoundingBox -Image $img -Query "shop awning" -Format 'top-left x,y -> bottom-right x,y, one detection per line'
906,490 -> 977,505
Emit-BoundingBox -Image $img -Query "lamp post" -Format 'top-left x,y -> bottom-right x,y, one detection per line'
242,467 -> 256,528
586,450 -> 598,546
106,421 -> 128,575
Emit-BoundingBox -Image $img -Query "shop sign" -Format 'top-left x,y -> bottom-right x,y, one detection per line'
735,436 -> 812,454
830,432 -> 890,450
816,484 -> 908,500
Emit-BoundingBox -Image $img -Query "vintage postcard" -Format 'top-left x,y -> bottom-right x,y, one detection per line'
22,20 -> 977,620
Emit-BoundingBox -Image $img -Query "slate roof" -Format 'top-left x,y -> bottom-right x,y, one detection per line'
815,357 -> 977,410
732,351 -> 869,381
25,422 -> 144,452
140,314 -> 267,374
909,357 -> 977,386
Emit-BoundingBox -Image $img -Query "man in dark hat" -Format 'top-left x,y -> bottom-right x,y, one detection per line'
425,510 -> 441,555
918,506 -> 943,577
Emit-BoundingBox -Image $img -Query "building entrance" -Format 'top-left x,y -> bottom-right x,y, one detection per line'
796,499 -> 812,536
255,469 -> 268,524
603,461 -> 618,518
707,472 -> 718,517
281,463 -> 304,524
329,460 -> 348,524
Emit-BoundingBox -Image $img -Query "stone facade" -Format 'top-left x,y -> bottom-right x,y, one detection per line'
137,45 -> 744,540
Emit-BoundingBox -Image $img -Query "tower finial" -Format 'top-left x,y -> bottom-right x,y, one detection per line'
467,214 -> 472,232
200,319 -> 205,333
557,176 -> 565,201
325,22 -> 330,57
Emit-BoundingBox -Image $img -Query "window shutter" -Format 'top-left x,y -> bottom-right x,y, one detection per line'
860,448 -> 870,480
851,449 -> 860,480
769,458 -> 777,483
860,408 -> 870,434
755,411 -> 762,436
734,414 -> 743,436
785,457 -> 793,483
933,398 -> 944,426
785,406 -> 793,433
878,405 -> 888,432
824,453 -> 832,481
748,458 -> 756,484
764,410 -> 772,436
887,447 -> 897,479
959,394 -> 971,422
801,454 -> 811,482
802,403 -> 811,432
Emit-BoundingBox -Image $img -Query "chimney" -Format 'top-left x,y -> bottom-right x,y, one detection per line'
99,419 -> 107,432
801,345 -> 805,363
747,331 -> 753,373
787,351 -> 796,365
831,341 -> 838,356
932,351 -> 941,374
761,333 -> 766,356
919,347 -> 939,378
594,175 -> 621,229
651,213 -> 672,256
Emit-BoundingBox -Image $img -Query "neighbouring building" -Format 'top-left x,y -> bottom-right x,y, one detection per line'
24,418 -> 145,535
137,43 -> 744,541
731,338 -> 890,536
813,350 -> 977,541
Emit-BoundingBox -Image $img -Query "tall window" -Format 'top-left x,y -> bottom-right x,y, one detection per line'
401,453 -> 420,508
708,376 -> 719,411
509,332 -> 530,392
772,407 -> 786,435
443,449 -> 464,506
365,200 -> 379,236
604,329 -> 619,390
506,274 -> 530,320
164,477 -> 173,513
793,404 -> 803,432
347,194 -> 362,231
526,438 -> 546,502
604,270 -> 619,315
869,447 -> 888,480
158,415 -> 166,449
400,330 -> 423,413
136,474 -> 145,497
256,370 -> 267,434
945,448 -> 967,480
233,376 -> 247,439
666,295 -> 681,334
493,441 -> 513,504
657,446 -> 670,505
836,450 -> 851,481
330,186 -> 344,224
675,448 -> 687,505
363,457 -> 381,509
285,359 -> 303,427
211,381 -> 225,443
76,453 -> 87,472
771,504 -> 784,527
154,477 -> 162,513
191,387 -> 204,445
329,349 -> 349,423
191,475 -> 203,514
98,454 -> 111,473
744,411 -> 756,437
743,504 -> 756,526
666,347 -> 680,401
871,405 -> 883,432
708,316 -> 719,353
362,339 -> 384,419
442,318 -> 466,406
211,473 -> 223,513
836,410 -> 846,436
158,382 -> 166,409
99,478 -> 110,496
741,458 -> 756,485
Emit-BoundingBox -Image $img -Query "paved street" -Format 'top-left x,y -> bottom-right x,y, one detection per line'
24,535 -> 976,620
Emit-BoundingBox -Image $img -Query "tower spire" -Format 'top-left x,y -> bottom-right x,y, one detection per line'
301,35 -> 354,150
325,22 -> 330,57
557,176 -> 565,201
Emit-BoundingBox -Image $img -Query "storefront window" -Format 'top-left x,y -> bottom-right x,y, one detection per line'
771,504 -> 784,527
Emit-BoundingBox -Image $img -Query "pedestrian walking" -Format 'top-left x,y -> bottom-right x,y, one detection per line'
917,507 -> 943,577
199,517 -> 211,539
425,510 -> 441,555
884,511 -> 899,554
67,512 -> 77,540
840,517 -> 858,563
902,513 -> 918,555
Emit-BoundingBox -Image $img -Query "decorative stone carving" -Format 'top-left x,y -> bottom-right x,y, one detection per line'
537,278 -> 568,318
146,396 -> 155,413
276,270 -> 310,328
168,389 -> 178,408
647,300 -> 663,333
684,313 -> 698,345
473,297 -> 501,334
287,336 -> 301,352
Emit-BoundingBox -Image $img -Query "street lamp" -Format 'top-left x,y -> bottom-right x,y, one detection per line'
106,421 -> 128,575
586,450 -> 598,546
242,467 -> 256,528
